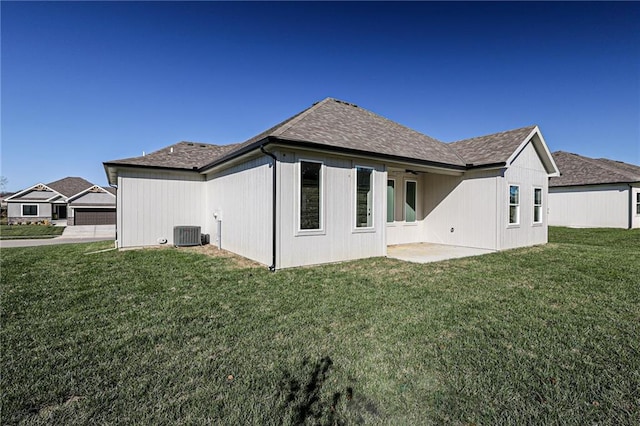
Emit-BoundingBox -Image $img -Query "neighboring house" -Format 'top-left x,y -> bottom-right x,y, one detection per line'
104,97 -> 559,269
5,177 -> 116,225
548,151 -> 640,229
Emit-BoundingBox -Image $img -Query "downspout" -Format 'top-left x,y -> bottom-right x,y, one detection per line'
260,145 -> 277,271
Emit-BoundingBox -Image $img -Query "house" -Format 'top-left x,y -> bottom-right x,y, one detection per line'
548,151 -> 640,229
104,98 -> 559,269
5,177 -> 116,225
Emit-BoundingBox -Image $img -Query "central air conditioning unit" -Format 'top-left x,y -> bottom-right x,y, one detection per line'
173,226 -> 201,247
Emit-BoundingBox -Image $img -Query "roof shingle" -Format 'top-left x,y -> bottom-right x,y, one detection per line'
47,177 -> 95,197
106,141 -> 240,170
550,151 -> 640,187
105,98 -> 542,173
448,126 -> 537,166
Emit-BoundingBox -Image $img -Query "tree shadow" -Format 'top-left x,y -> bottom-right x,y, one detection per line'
275,356 -> 380,425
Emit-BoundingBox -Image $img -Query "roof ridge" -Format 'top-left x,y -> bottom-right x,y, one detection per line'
271,97 -> 335,137
584,156 -> 639,180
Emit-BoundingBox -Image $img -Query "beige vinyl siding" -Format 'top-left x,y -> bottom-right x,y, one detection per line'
205,155 -> 273,266
277,150 -> 386,268
548,184 -> 633,229
117,169 -> 205,248
501,142 -> 549,249
421,170 -> 500,250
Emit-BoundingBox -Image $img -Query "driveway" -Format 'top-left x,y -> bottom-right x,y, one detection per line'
61,225 -> 115,239
387,242 -> 495,263
0,225 -> 115,248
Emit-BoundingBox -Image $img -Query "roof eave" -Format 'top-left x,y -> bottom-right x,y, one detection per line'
103,162 -> 201,186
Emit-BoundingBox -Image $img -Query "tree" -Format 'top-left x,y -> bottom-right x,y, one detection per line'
0,176 -> 7,194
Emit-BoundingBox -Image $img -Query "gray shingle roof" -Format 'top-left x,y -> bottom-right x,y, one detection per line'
105,141 -> 240,170
105,98 -> 542,173
448,126 -> 537,166
47,177 -> 95,197
244,97 -> 466,167
550,151 -> 640,187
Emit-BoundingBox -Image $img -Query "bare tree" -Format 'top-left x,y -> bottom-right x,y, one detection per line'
0,176 -> 7,194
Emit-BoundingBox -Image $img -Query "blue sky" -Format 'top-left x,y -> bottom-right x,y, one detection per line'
2,1 -> 638,191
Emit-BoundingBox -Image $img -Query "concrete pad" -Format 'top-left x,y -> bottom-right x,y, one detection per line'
61,225 -> 116,239
387,242 -> 495,264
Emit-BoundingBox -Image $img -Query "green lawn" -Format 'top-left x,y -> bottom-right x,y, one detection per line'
1,227 -> 638,424
0,224 -> 65,239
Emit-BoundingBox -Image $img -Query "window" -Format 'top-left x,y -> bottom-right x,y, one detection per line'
533,187 -> 543,224
509,185 -> 520,225
405,180 -> 417,222
355,167 -> 373,228
637,192 -> 640,215
387,179 -> 395,223
300,161 -> 322,230
22,204 -> 38,216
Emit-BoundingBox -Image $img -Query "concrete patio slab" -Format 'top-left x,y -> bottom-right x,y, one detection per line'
387,242 -> 495,263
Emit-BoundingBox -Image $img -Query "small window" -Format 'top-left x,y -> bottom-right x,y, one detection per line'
405,180 -> 417,222
300,161 -> 322,230
533,187 -> 543,224
636,192 -> 640,215
509,185 -> 520,225
22,204 -> 38,216
356,167 -> 373,228
387,179 -> 395,223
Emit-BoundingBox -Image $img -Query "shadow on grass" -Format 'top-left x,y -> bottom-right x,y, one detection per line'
275,356 -> 381,425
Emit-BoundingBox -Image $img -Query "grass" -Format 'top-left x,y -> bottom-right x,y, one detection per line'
1,227 -> 638,424
0,224 -> 65,239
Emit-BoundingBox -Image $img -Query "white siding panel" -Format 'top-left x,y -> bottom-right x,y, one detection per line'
501,142 -> 549,249
632,185 -> 640,229
206,156 -> 273,266
277,151 -> 385,268
117,170 -> 205,248
422,170 -> 500,250
548,184 -> 631,228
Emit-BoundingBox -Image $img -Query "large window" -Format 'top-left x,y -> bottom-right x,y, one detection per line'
509,185 -> 520,225
637,192 -> 640,215
387,179 -> 395,223
533,187 -> 543,224
356,167 -> 373,228
22,204 -> 38,216
405,180 -> 417,222
300,161 -> 322,230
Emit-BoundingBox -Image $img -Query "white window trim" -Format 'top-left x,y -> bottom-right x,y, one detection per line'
508,184 -> 520,227
353,165 -> 375,233
532,186 -> 543,225
404,179 -> 418,225
21,203 -> 39,217
636,192 -> 640,216
386,178 -> 396,224
296,159 -> 325,236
